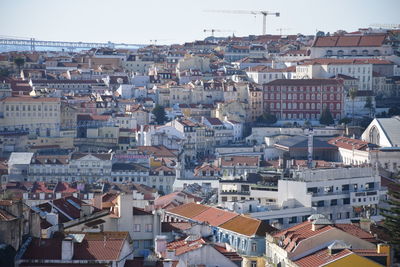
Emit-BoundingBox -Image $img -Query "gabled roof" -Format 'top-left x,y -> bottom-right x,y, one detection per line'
192,207 -> 238,227
219,215 -> 276,237
328,136 -> 371,150
167,202 -> 210,219
70,153 -> 112,161
294,248 -> 353,267
275,136 -> 336,150
219,156 -> 259,167
312,34 -> 386,47
22,232 -> 129,261
375,117 -> 400,147
167,238 -> 206,256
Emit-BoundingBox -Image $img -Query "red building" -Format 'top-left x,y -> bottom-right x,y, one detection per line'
263,79 -> 344,120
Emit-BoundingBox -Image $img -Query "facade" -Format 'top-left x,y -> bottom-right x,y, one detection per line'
278,167 -> 386,222
0,97 -> 61,137
263,79 -> 345,121
266,215 -> 389,267
295,58 -> 393,91
309,34 -> 393,58
361,117 -> 400,147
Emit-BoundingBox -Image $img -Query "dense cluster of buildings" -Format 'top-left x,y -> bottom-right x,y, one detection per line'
1,26 -> 400,266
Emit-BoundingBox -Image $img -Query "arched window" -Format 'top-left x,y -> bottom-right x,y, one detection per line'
351,49 -> 357,56
362,50 -> 368,56
373,50 -> 380,56
369,126 -> 380,145
338,50 -> 344,56
327,50 -> 333,56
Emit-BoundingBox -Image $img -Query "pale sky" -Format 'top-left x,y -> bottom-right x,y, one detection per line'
0,0 -> 398,45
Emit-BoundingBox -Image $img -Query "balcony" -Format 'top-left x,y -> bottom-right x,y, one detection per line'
220,190 -> 250,195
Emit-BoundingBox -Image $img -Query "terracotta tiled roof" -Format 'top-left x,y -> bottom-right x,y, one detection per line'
137,145 -> 178,158
333,224 -> 377,243
313,34 -> 386,47
302,58 -> 393,66
167,202 -> 211,219
22,232 -> 128,261
328,136 -> 370,150
294,248 -> 353,267
220,156 -> 259,167
192,207 -> 238,227
219,215 -> 276,237
167,238 -> 206,256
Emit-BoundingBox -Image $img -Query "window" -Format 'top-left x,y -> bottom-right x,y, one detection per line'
133,224 -> 141,232
143,240 -> 153,249
251,261 -> 257,267
251,243 -> 257,252
289,216 -> 297,224
145,224 -> 153,232
331,199 -> 338,206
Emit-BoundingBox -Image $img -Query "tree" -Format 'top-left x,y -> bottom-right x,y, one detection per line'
380,189 -> 400,257
256,112 -> 277,125
152,105 -> 167,125
364,96 -> 374,118
349,87 -> 358,125
339,117 -> 352,125
303,120 -> 312,128
319,107 -> 334,125
388,106 -> 400,116
13,57 -> 25,75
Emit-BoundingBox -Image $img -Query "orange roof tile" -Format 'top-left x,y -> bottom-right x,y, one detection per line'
192,207 -> 238,227
294,248 -> 353,267
219,215 -> 275,237
167,202 -> 211,219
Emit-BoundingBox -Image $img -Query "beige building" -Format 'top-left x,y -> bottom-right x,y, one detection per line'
0,96 -> 61,137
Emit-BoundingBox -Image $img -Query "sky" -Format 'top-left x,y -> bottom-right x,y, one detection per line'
0,0 -> 399,45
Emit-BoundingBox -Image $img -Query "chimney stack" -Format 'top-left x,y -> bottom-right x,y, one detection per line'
155,235 -> 168,257
61,236 -> 74,260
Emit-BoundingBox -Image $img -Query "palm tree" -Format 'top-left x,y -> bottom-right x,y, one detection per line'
349,87 -> 358,126
13,57 -> 25,76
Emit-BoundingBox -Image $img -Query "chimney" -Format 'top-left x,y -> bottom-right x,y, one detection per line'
61,236 -> 74,260
155,235 -> 168,257
359,219 -> 371,233
45,212 -> 58,226
81,204 -> 94,216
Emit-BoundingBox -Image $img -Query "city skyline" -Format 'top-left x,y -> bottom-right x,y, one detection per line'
1,0 -> 399,45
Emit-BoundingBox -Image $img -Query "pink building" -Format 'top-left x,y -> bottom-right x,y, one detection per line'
263,79 -> 345,121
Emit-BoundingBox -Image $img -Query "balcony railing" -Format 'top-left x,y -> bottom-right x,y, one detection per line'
220,190 -> 250,195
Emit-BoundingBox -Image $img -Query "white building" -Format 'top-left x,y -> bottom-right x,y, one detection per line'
361,117 -> 400,147
278,167 -> 386,223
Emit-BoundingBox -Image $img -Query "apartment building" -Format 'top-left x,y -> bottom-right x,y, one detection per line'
309,34 -> 393,58
0,96 -> 61,137
295,58 -> 393,91
263,79 -> 345,121
278,167 -> 386,222
28,152 -> 113,183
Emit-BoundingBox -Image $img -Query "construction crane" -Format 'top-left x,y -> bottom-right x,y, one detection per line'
205,9 -> 280,35
203,29 -> 235,37
276,28 -> 291,35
